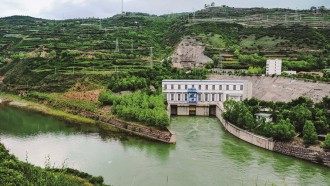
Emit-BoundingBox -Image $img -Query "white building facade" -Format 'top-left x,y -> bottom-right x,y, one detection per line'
266,59 -> 282,75
162,80 -> 252,104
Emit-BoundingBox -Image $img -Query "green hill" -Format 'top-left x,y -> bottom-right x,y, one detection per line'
0,7 -> 329,91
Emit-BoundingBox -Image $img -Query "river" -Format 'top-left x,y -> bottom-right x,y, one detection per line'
0,105 -> 329,186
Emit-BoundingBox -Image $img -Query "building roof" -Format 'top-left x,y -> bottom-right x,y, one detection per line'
254,113 -> 272,118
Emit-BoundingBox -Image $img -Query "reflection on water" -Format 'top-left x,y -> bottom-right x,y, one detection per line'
0,106 -> 330,186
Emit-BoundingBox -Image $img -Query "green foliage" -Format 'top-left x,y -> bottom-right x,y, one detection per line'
223,100 -> 257,130
247,66 -> 264,75
303,120 -> 318,145
99,91 -> 122,105
271,119 -> 296,141
237,53 -> 266,66
322,134 -> 330,149
0,142 -> 107,185
289,105 -> 312,133
227,96 -> 330,141
108,74 -> 148,92
111,91 -> 169,129
27,92 -> 97,113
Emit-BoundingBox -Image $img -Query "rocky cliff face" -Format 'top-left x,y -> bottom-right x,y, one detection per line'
172,38 -> 213,68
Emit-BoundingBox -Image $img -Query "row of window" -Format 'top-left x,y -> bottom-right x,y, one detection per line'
170,93 -> 224,102
164,84 -> 244,91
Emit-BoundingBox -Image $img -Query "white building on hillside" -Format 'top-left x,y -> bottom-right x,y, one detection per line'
162,80 -> 252,103
266,59 -> 282,75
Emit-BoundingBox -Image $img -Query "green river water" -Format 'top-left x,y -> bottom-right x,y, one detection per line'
0,105 -> 329,186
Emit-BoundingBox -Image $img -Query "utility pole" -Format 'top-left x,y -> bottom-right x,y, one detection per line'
193,9 -> 196,23
121,0 -> 124,14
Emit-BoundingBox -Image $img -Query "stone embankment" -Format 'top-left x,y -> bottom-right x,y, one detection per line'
216,102 -> 330,168
274,142 -> 330,167
97,115 -> 173,143
0,97 -> 176,144
209,75 -> 330,102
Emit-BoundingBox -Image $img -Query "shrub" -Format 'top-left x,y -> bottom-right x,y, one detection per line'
303,120 -> 318,145
322,134 -> 330,149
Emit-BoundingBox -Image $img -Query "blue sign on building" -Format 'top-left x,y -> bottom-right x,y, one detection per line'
188,88 -> 198,104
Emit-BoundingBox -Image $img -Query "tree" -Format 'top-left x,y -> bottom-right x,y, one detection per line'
237,107 -> 256,130
50,50 -> 56,57
289,105 -> 312,133
322,134 -> 330,149
272,119 -> 296,141
303,120 -> 318,145
319,6 -> 327,14
314,108 -> 329,134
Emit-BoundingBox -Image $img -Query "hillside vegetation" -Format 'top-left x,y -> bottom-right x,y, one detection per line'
0,8 -> 330,88
0,142 -> 107,185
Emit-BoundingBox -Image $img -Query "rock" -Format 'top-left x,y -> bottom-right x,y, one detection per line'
9,101 -> 28,107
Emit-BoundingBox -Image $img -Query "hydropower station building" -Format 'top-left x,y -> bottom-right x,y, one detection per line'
162,80 -> 252,116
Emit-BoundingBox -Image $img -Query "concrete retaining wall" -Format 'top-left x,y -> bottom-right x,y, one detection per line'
216,102 -> 274,150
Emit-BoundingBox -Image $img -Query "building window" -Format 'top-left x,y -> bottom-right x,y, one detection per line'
164,85 -> 167,90
219,85 -> 222,90
185,85 -> 188,89
199,85 -> 201,90
205,94 -> 208,101
240,85 -> 243,90
178,94 -> 181,101
234,85 -> 236,90
192,85 -> 194,88
171,94 -> 174,101
178,85 -> 181,90
226,85 -> 229,90
206,85 -> 208,90
212,85 -> 215,90
212,94 -> 215,101
184,94 -> 187,101
171,85 -> 174,89
198,94 -> 201,101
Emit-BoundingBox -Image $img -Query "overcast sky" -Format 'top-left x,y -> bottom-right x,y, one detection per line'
0,0 -> 329,20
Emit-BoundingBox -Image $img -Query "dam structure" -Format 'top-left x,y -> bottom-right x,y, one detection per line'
162,80 -> 252,116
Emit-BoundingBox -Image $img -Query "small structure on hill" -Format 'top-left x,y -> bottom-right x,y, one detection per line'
172,38 -> 213,69
283,70 -> 297,75
255,113 -> 272,123
266,59 -> 282,75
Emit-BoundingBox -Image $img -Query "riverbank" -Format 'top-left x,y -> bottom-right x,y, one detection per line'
0,142 -> 108,185
215,102 -> 330,168
0,93 -> 175,144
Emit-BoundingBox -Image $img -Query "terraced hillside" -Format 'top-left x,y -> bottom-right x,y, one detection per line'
0,7 -> 329,93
